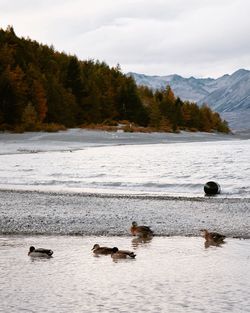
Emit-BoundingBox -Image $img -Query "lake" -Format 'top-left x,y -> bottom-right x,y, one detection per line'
0,235 -> 249,313
0,129 -> 249,197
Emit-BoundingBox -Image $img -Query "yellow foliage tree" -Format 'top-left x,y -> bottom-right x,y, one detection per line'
21,102 -> 38,131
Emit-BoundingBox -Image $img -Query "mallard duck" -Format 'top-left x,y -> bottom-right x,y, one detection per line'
130,221 -> 153,238
111,247 -> 136,259
28,246 -> 53,257
200,229 -> 226,243
92,244 -> 113,255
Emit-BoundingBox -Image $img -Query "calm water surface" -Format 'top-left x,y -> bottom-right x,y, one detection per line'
0,236 -> 249,313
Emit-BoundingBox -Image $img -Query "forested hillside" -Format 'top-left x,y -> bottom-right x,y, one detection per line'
0,26 -> 229,133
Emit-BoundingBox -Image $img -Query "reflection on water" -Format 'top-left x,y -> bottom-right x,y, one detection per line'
0,235 -> 249,313
131,236 -> 153,249
204,240 -> 227,249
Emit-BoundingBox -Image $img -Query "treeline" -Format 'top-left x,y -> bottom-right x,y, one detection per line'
138,86 -> 230,133
0,26 -> 230,133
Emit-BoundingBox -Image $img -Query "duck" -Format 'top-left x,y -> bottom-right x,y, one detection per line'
200,229 -> 226,244
91,244 -> 113,255
28,246 -> 53,257
130,221 -> 153,238
111,247 -> 136,259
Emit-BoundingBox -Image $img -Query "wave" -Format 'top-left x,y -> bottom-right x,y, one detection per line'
0,187 -> 249,201
0,147 -> 83,156
0,179 -> 249,198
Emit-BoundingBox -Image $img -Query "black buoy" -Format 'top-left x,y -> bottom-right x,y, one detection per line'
204,181 -> 221,195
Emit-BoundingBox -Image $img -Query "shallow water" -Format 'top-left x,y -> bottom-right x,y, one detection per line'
0,236 -> 249,313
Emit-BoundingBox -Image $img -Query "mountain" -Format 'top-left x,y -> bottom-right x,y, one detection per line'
221,110 -> 250,132
128,69 -> 250,113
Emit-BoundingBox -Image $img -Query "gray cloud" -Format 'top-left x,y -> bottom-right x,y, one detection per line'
1,0 -> 249,77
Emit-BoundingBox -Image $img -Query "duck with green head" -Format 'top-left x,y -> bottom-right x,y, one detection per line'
28,246 -> 53,257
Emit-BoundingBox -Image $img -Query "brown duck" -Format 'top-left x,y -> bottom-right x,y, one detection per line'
130,221 -> 153,238
200,229 -> 226,244
92,244 -> 114,255
111,247 -> 136,259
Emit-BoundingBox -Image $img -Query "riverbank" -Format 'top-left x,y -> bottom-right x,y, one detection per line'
0,190 -> 249,238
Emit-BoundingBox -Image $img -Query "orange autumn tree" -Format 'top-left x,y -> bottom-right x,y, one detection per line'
0,26 -> 230,133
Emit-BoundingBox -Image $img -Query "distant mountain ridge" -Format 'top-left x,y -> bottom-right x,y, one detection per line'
128,69 -> 250,113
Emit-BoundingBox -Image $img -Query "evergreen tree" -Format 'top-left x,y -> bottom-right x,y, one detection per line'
65,56 -> 83,102
0,26 -> 230,133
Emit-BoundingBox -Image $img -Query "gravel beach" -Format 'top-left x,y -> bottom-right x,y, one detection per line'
0,189 -> 249,238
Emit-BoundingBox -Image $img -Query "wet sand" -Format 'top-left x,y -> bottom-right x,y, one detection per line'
0,189 -> 249,238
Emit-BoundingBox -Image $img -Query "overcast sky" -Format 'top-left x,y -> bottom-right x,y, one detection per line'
1,0 -> 250,78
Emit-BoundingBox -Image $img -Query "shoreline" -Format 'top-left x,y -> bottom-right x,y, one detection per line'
1,189 -> 249,238
0,128 -> 247,155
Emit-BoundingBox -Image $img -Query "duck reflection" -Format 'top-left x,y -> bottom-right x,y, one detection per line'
204,240 -> 226,249
131,236 -> 153,249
